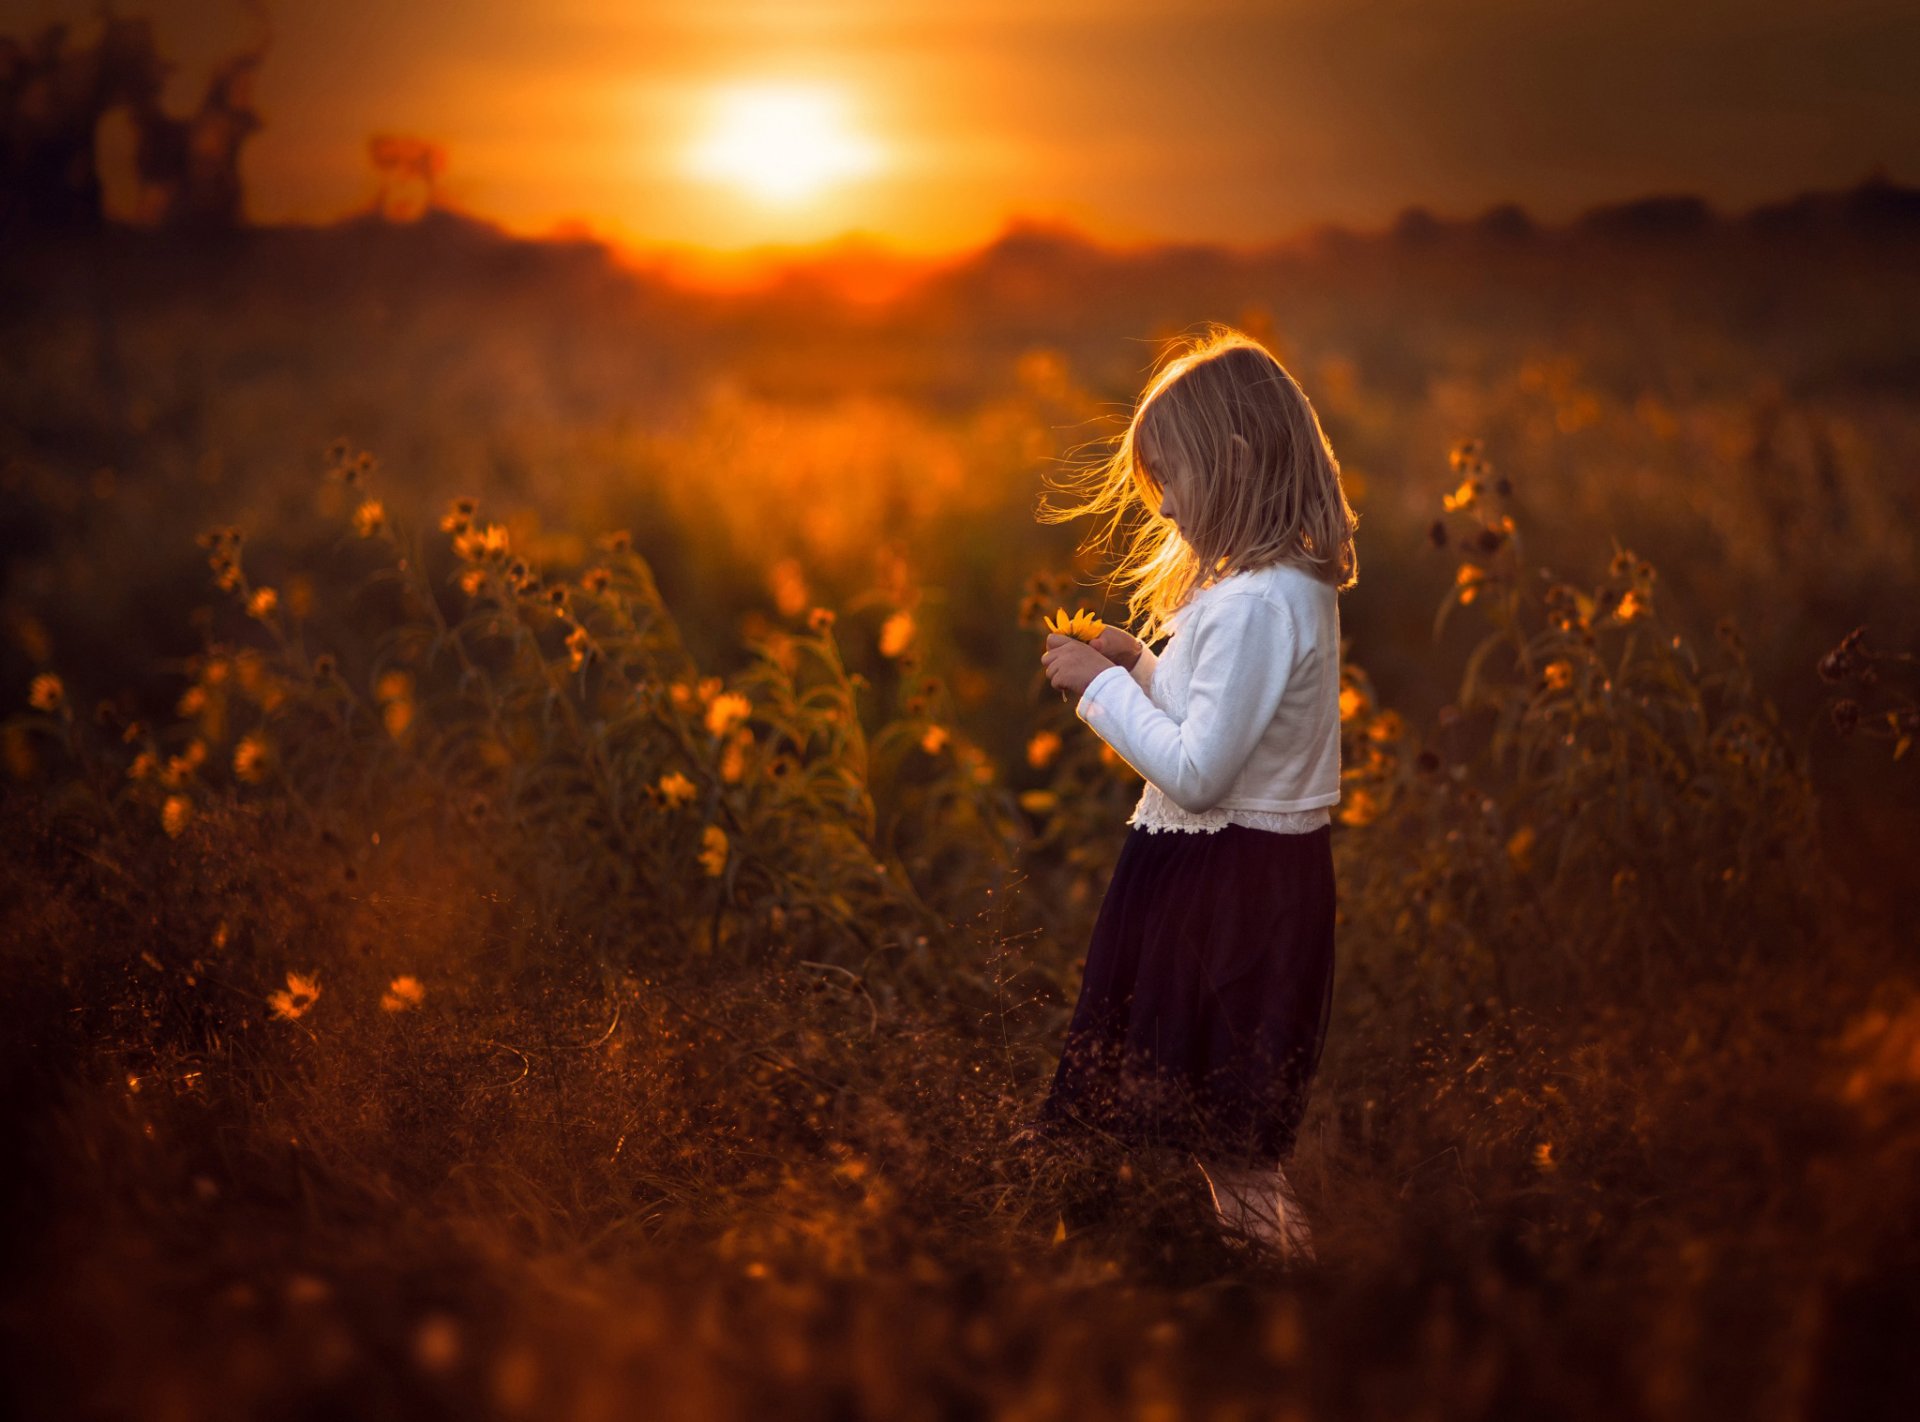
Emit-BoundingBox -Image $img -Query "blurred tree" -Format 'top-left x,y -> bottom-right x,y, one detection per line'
367,132 -> 448,222
0,4 -> 266,237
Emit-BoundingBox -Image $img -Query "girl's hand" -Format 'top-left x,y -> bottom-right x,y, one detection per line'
1088,626 -> 1143,671
1042,633 -> 1117,699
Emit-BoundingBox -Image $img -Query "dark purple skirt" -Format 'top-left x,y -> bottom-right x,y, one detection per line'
1035,821 -> 1336,1168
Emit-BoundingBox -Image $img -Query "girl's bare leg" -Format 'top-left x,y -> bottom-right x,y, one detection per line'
1194,1154 -> 1317,1264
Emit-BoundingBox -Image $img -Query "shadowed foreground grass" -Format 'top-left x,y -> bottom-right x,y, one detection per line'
2,797 -> 1916,1421
5,435 -> 1920,1418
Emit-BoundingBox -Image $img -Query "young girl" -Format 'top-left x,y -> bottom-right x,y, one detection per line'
1030,325 -> 1358,1263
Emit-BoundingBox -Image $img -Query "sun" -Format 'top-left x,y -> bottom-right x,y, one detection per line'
683,82 -> 885,206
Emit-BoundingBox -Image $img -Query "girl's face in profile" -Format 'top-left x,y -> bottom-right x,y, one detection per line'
1138,424 -> 1186,530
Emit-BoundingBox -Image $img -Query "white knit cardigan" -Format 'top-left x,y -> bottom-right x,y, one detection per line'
1074,561 -> 1342,834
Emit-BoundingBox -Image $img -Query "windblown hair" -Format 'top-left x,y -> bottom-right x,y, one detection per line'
1041,324 -> 1359,643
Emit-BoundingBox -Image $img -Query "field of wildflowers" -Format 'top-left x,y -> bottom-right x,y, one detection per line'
4,213 -> 1920,1419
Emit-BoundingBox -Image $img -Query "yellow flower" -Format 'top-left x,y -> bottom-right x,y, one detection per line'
657,771 -> 697,808
1542,660 -> 1573,692
439,497 -> 476,533
381,975 -> 425,1012
1506,824 -> 1536,873
454,523 -> 509,561
566,625 -> 592,672
920,724 -> 950,755
1441,478 -> 1480,513
375,670 -> 412,702
1614,589 -> 1648,622
1043,607 -> 1105,641
269,970 -> 321,1021
1026,731 -> 1061,768
699,824 -> 729,877
161,794 -> 192,836
1339,685 -> 1367,722
129,750 -> 158,781
705,691 -> 751,738
1018,789 -> 1059,814
457,567 -> 486,597
246,587 -> 278,619
28,673 -> 64,712
1337,789 -> 1380,827
1365,709 -> 1405,743
233,734 -> 269,783
720,731 -> 751,783
1454,564 -> 1486,604
1533,1141 -> 1556,1172
879,610 -> 916,658
769,558 -> 808,618
353,499 -> 385,537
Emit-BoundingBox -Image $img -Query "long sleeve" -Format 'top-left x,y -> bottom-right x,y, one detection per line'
1075,592 -> 1298,813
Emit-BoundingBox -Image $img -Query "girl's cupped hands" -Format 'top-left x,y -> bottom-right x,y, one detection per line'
1042,632 -> 1117,699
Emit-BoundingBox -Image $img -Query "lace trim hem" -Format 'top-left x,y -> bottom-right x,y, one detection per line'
1127,794 -> 1332,836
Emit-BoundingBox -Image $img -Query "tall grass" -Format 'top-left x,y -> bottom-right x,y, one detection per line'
4,424 -> 1914,1418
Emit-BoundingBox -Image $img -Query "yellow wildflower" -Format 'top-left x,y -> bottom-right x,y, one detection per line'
353,499 -> 385,537
657,771 -> 697,808
720,730 -> 751,782
233,734 -> 269,783
1043,607 -> 1105,641
439,497 -> 476,533
1339,685 -> 1367,722
705,691 -> 751,737
161,794 -> 192,836
1542,660 -> 1574,692
920,724 -> 950,755
1026,731 -> 1061,768
879,610 -> 916,658
1018,790 -> 1059,814
247,587 -> 278,619
566,625 -> 592,672
699,825 -> 729,877
268,970 -> 321,1021
381,975 -> 425,1013
1506,824 -> 1536,873
28,673 -> 64,712
1337,789 -> 1380,827
1365,709 -> 1405,743
1614,589 -> 1648,622
769,558 -> 808,618
454,523 -> 509,561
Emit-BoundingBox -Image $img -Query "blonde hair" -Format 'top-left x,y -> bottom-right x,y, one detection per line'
1040,324 -> 1359,643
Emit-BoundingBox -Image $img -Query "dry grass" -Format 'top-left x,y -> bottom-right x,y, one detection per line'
5,420 -> 1919,1418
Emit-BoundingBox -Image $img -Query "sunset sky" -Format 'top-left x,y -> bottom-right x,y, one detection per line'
24,0 -> 1920,254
